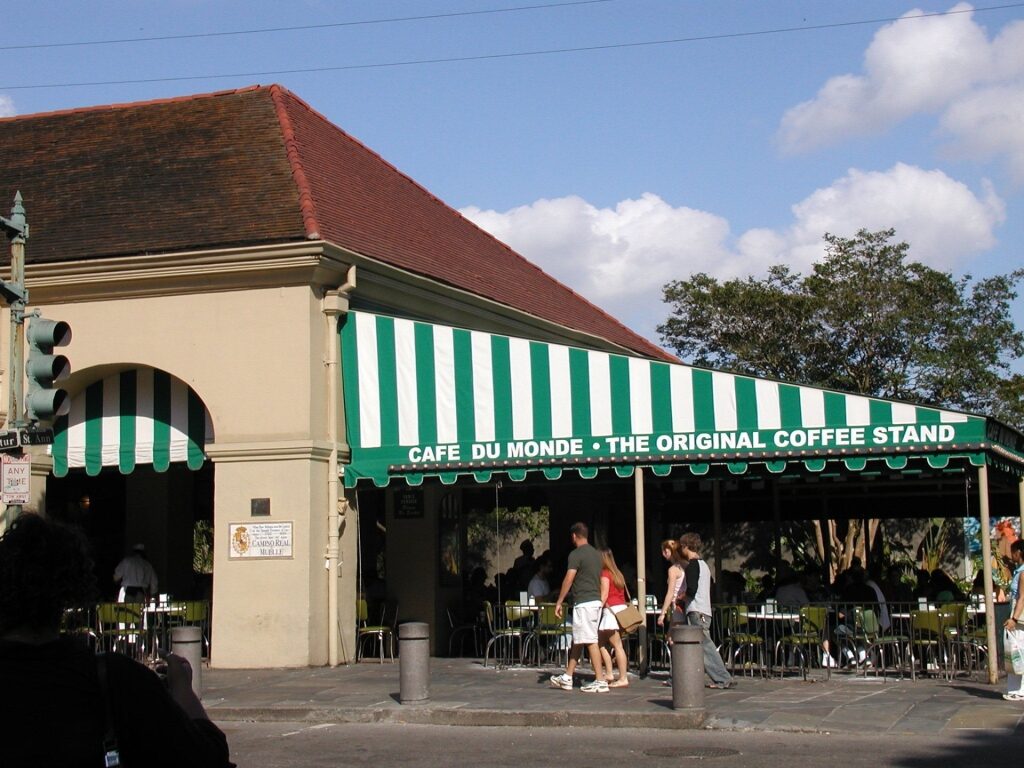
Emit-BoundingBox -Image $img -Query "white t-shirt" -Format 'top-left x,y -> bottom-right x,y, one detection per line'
683,558 -> 713,617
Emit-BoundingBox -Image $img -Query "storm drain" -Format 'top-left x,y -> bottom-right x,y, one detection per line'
643,747 -> 739,760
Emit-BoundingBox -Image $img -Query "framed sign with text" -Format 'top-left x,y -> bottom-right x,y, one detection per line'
395,488 -> 423,519
228,521 -> 293,560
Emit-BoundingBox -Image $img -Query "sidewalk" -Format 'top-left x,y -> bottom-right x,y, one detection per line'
203,660 -> 1024,735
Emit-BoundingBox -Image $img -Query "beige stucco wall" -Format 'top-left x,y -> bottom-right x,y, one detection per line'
3,260 -> 354,668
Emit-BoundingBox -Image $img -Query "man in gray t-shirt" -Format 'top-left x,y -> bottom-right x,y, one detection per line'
549,522 -> 607,692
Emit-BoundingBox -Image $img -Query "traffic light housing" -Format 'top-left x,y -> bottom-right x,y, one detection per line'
26,317 -> 71,423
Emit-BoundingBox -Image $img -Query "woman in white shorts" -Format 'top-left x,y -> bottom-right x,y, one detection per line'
598,548 -> 631,688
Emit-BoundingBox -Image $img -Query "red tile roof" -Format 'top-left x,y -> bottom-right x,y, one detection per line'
0,85 -> 672,361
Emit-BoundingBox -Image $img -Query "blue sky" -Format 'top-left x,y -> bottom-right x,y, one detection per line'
2,1 -> 1023,368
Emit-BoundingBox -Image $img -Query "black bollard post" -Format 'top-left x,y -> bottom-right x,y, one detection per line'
670,624 -> 705,710
399,622 -> 430,704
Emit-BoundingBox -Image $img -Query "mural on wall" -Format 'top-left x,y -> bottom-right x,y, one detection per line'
964,516 -> 1020,593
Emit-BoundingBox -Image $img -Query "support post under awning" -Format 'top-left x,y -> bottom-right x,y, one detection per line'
634,467 -> 648,677
712,479 -> 722,602
1019,477 -> 1023,544
978,462 -> 998,685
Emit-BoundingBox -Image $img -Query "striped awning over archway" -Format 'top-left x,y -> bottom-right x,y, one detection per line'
50,368 -> 212,477
341,311 -> 1024,487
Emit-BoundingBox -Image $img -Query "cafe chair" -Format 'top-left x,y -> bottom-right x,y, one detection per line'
447,606 -> 482,657
482,601 -> 528,668
910,609 -> 957,679
524,602 -> 568,668
647,621 -> 672,672
776,605 -> 829,680
939,603 -> 979,678
857,607 -> 911,680
97,602 -> 145,659
357,599 -> 397,663
717,605 -> 765,677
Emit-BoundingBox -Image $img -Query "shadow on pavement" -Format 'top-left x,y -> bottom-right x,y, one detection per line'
892,728 -> 1024,768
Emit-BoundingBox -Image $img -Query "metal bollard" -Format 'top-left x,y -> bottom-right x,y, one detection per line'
670,624 -> 705,710
170,625 -> 203,699
399,622 -> 430,704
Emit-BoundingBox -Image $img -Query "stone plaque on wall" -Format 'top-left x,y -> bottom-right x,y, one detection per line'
229,521 -> 293,559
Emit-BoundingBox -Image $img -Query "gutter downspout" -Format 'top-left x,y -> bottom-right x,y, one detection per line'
323,267 -> 355,667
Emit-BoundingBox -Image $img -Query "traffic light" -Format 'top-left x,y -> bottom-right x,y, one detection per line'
26,316 -> 72,423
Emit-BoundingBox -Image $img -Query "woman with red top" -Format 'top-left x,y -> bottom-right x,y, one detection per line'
597,548 -> 631,688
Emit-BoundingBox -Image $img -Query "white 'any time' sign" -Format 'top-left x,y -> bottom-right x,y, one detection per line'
1,453 -> 31,505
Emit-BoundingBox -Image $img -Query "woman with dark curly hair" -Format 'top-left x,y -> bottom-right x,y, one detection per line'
0,513 -> 233,767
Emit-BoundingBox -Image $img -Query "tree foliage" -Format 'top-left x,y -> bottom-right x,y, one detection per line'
659,229 -> 1024,428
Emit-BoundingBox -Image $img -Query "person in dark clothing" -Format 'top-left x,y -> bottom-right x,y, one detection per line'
0,513 -> 233,768
927,569 -> 967,603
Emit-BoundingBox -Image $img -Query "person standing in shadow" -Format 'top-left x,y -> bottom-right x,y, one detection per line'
0,513 -> 233,767
113,542 -> 159,603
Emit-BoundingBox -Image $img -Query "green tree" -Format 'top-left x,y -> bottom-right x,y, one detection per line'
659,228 -> 1024,428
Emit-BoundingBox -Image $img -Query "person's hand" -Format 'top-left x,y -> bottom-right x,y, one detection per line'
657,613 -> 665,626
554,602 -> 563,619
162,653 -> 208,720
162,653 -> 192,690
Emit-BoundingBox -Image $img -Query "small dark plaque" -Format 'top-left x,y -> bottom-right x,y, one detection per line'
395,488 -> 423,519
250,497 -> 271,517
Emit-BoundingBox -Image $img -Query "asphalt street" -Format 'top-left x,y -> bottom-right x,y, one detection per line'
219,721 -> 1024,768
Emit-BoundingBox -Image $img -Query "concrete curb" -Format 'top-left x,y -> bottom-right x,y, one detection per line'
210,705 -> 707,730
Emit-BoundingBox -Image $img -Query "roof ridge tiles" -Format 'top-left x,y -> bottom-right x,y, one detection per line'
0,84 -> 270,124
269,85 -> 321,240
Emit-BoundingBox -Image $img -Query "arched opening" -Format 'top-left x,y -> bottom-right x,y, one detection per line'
43,367 -> 215,603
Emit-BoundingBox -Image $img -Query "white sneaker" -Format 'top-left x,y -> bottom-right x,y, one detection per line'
580,680 -> 609,693
549,673 -> 573,690
1003,692 -> 1024,701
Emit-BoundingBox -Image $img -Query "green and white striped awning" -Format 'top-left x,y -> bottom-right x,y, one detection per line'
340,311 -> 1016,487
50,369 -> 212,477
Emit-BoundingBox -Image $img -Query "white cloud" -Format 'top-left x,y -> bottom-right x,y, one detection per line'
757,163 -> 1005,272
0,95 -> 15,118
461,165 -> 1003,339
777,3 -> 1024,170
940,83 -> 1024,182
461,194 -> 741,340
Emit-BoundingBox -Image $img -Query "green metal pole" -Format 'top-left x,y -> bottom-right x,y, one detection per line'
2,193 -> 28,525
5,193 -> 27,430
